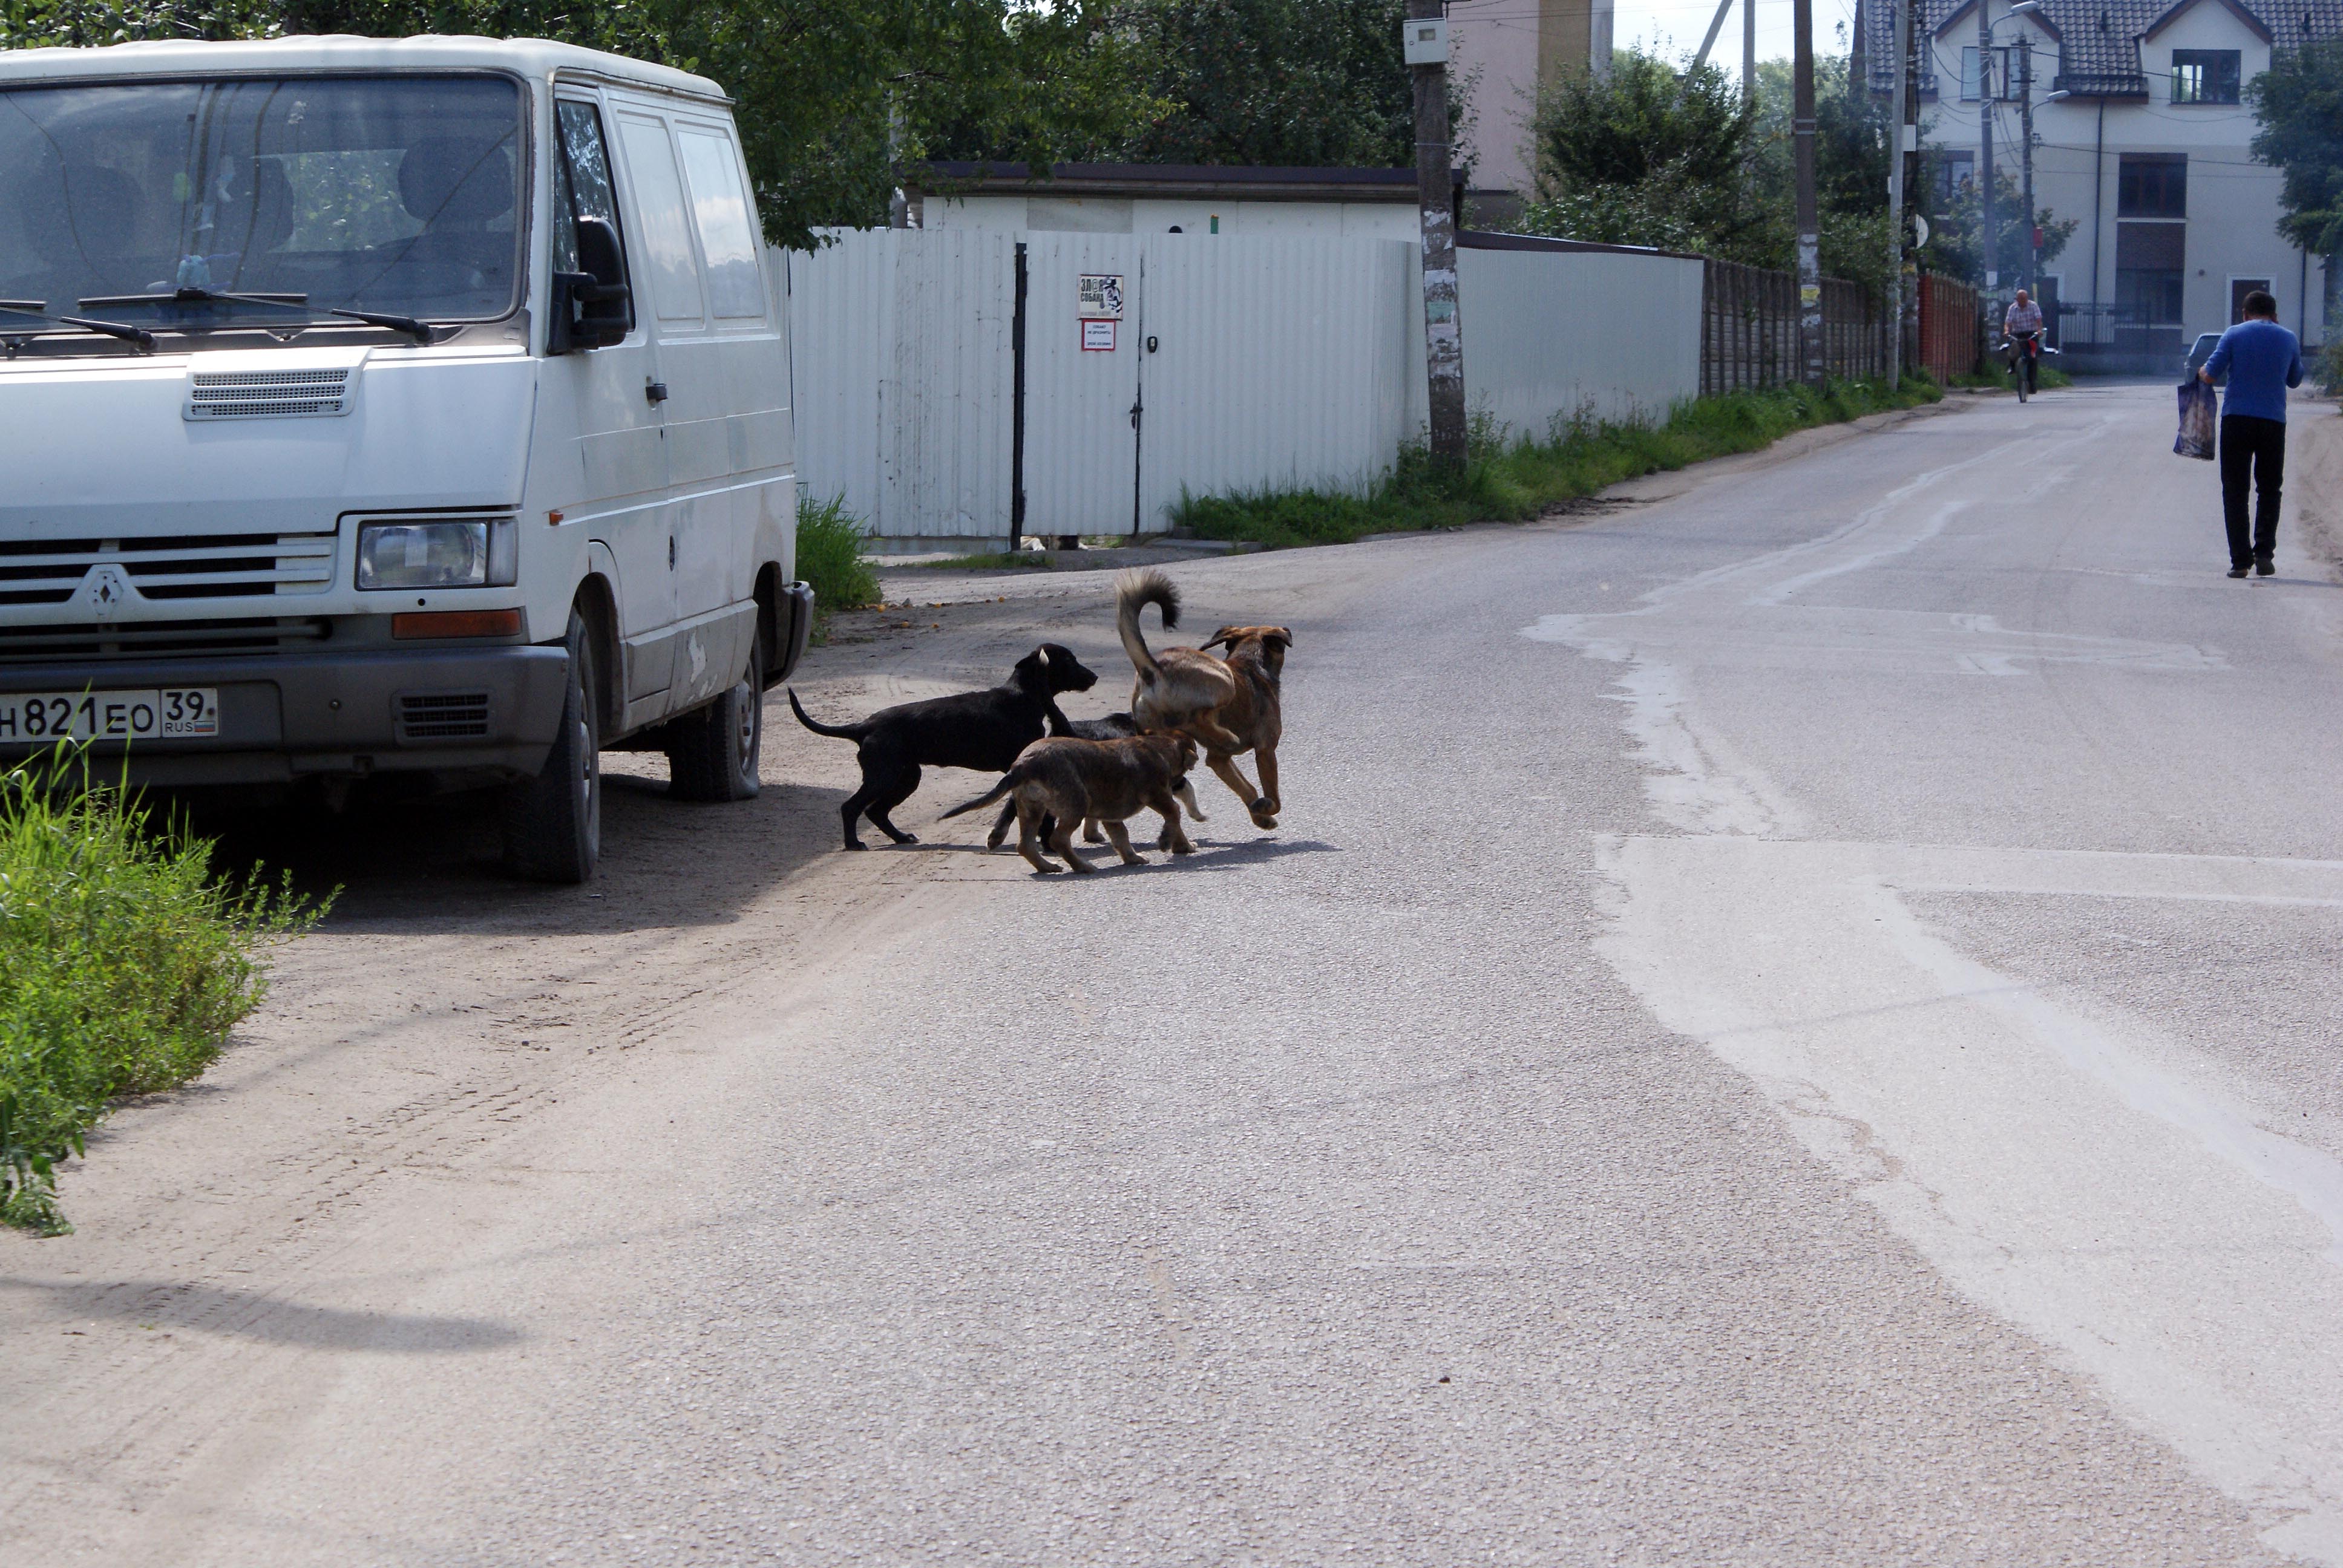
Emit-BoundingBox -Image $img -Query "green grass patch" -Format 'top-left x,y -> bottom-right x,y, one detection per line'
795,494 -> 885,645
1,753 -> 325,1233
1172,377 -> 1944,549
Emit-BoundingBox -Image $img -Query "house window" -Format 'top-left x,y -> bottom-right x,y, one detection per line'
2118,154 -> 2187,218
2116,220 -> 2185,325
2171,49 -> 2242,104
2230,277 -> 2273,322
1959,45 -> 2023,102
1935,149 -> 1976,204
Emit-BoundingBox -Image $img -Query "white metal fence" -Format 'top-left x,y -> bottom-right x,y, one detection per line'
782,229 -> 1703,551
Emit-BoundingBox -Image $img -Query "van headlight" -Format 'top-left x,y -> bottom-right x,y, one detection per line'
356,516 -> 519,590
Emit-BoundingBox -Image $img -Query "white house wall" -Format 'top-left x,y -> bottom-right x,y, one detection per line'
927,195 -> 1418,241
1921,0 -> 2325,341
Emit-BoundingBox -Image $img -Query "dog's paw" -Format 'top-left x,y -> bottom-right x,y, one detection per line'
1248,811 -> 1278,829
892,833 -> 920,846
845,840 -> 870,851
1170,841 -> 1196,855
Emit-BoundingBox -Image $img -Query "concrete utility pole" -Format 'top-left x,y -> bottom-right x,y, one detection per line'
2018,38 -> 2036,291
1794,0 -> 1824,385
1979,0 -> 1997,289
1406,1 -> 1467,468
1744,0 -> 1757,112
1888,0 -> 1911,384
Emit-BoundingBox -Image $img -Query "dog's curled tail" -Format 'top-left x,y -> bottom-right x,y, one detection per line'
939,763 -> 1031,822
787,688 -> 867,741
1115,568 -> 1180,687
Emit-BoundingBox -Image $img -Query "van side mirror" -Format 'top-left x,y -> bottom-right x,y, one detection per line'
549,217 -> 633,354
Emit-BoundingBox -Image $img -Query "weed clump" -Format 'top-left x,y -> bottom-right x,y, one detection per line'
0,756 -> 323,1232
1173,376 -> 1945,548
795,494 -> 883,642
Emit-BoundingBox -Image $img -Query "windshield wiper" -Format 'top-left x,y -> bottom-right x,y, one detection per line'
53,316 -> 158,351
80,287 -> 309,310
0,298 -> 155,351
324,305 -> 436,344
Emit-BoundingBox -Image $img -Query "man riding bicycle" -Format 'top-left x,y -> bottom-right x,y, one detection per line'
2003,289 -> 2046,396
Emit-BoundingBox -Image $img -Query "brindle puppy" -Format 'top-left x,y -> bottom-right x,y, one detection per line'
942,733 -> 1201,874
1113,569 -> 1291,829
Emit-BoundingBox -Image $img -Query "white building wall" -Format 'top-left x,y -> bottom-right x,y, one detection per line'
1451,0 -> 1546,200
1923,0 -> 2324,343
1458,248 -> 1705,437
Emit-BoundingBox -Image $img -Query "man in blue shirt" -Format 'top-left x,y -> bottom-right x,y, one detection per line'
2200,290 -> 2305,578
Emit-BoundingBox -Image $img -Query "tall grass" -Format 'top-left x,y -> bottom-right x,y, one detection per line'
1172,377 -> 1944,549
795,493 -> 882,642
0,753 -> 323,1233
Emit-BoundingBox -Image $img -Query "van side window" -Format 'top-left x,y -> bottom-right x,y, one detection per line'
551,100 -> 623,276
617,114 -> 706,323
675,128 -> 764,321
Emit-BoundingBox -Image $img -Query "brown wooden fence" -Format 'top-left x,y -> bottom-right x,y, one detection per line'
1917,272 -> 1980,383
1700,259 -> 1890,394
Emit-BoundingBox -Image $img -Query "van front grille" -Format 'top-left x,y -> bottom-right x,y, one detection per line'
0,617 -> 329,666
396,690 -> 491,742
186,367 -> 353,420
0,534 -> 336,606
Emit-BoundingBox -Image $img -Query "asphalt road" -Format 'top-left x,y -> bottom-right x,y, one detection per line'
6,382 -> 2342,1566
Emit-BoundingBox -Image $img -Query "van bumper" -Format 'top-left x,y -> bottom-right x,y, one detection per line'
0,645 -> 570,786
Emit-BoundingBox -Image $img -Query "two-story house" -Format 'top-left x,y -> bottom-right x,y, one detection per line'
1863,0 -> 2334,365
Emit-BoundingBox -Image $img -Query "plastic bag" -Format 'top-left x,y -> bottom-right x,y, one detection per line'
2175,379 -> 2217,460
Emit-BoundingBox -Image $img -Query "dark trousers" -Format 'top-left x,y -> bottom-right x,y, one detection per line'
2219,414 -> 2286,567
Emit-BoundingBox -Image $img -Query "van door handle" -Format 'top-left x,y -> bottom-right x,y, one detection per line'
646,379 -> 669,405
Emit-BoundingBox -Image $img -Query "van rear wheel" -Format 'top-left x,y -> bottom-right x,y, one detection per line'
667,628 -> 763,803
503,608 -> 602,883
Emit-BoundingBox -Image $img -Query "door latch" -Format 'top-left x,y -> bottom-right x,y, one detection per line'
645,379 -> 669,405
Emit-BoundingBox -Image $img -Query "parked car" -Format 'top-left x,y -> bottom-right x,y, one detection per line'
2184,331 -> 2227,384
0,37 -> 811,881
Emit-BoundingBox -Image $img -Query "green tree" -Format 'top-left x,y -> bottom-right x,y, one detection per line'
2248,34 -> 2343,329
0,0 -> 1161,247
1916,163 -> 2076,286
1107,0 -> 1416,167
1518,51 -> 1754,255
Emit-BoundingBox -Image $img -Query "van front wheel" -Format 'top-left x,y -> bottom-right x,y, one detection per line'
503,608 -> 603,883
667,628 -> 763,803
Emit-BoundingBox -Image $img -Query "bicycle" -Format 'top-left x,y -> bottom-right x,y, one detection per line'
2002,328 -> 2047,402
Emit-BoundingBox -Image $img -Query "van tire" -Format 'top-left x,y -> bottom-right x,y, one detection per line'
503,608 -> 603,883
667,627 -> 762,803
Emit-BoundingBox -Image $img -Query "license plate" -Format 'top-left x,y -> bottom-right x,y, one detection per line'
0,688 -> 220,743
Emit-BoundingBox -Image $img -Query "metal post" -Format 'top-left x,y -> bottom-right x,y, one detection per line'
2019,39 -> 2036,292
1888,0 -> 1910,385
1743,0 -> 1757,111
1409,0 -> 1467,467
1794,0 -> 1824,385
1979,0 -> 1996,290
1010,241 -> 1027,552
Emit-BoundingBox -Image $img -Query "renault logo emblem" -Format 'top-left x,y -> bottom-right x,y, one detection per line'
79,563 -> 137,621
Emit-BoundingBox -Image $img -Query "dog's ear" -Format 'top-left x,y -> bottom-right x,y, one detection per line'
1263,628 -> 1293,652
1202,627 -> 1243,652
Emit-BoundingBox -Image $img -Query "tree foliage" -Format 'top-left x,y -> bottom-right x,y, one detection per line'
1107,0 -> 1417,168
1915,163 -> 2076,285
0,0 -> 1162,247
2249,36 -> 2343,257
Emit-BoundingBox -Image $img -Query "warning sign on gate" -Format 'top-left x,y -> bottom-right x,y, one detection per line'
1078,273 -> 1125,320
1081,319 -> 1117,352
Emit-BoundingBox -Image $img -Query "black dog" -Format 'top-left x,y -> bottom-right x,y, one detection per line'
789,644 -> 1100,849
989,710 -> 1139,848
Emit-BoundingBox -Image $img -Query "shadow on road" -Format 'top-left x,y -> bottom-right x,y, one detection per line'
1,1275 -> 524,1353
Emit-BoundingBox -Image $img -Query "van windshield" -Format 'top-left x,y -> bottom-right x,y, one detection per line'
0,74 -> 525,333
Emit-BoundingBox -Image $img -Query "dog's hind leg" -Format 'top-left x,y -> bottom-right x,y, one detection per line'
1101,820 -> 1145,866
1083,817 -> 1106,844
1185,715 -> 1249,754
1015,797 -> 1060,874
1206,753 -> 1276,829
863,763 -> 922,844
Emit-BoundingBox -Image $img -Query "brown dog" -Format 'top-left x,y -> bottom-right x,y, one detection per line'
942,732 -> 1201,873
1115,568 -> 1290,829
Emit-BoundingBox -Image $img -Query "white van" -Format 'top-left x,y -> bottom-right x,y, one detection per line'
0,36 -> 811,881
